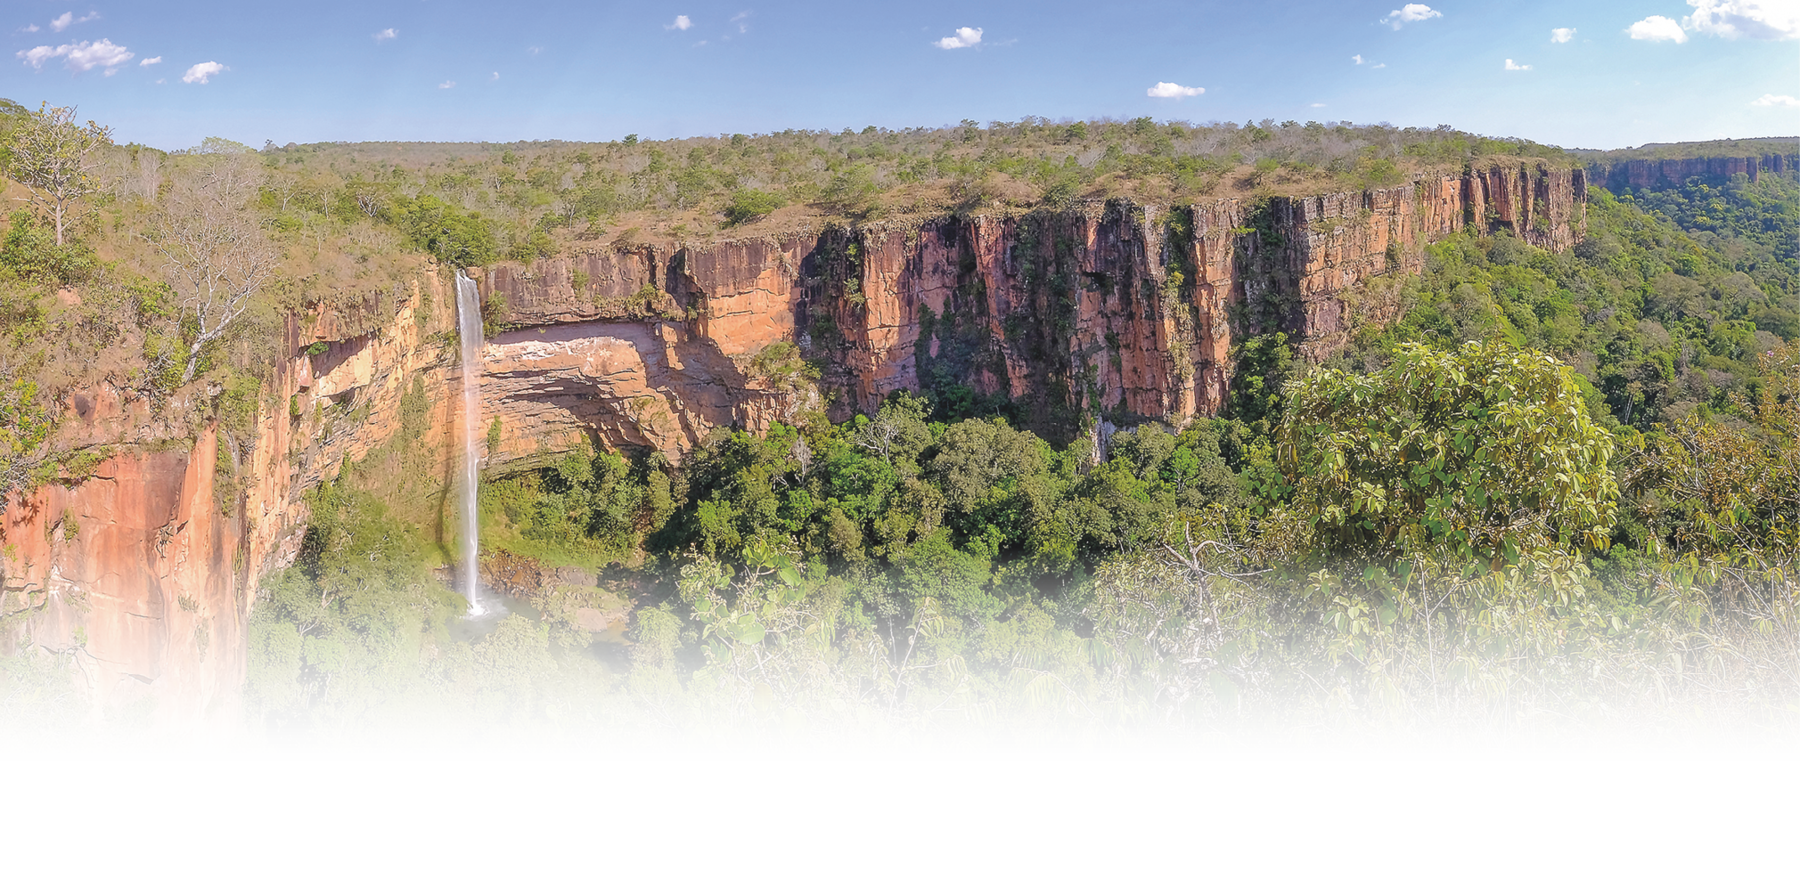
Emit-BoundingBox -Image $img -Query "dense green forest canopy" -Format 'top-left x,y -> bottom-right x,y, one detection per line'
0,100 -> 1796,727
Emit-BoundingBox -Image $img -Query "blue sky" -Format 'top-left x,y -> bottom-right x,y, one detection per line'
4,0 -> 1795,150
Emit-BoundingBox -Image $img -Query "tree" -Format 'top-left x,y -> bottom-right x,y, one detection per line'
150,156 -> 279,381
1274,343 -> 1627,759
5,104 -> 113,247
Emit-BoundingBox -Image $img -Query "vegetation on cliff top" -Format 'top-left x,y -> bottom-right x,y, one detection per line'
244,115 -> 1579,259
1584,135 -> 1798,164
0,99 -> 1795,728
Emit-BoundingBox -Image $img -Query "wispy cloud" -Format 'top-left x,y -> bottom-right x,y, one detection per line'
42,11 -> 98,33
1504,58 -> 1532,71
1381,4 -> 1441,29
374,28 -> 397,43
1750,93 -> 1800,107
490,71 -> 500,81
935,26 -> 982,49
1685,0 -> 1799,40
438,80 -> 455,89
1147,81 -> 1204,99
730,11 -> 750,33
22,24 -> 39,33
182,60 -> 226,84
1352,53 -> 1364,64
1551,27 -> 1575,42
667,14 -> 691,31
140,55 -> 161,66
1628,15 -> 1688,42
1309,102 -> 1327,108
16,38 -> 133,72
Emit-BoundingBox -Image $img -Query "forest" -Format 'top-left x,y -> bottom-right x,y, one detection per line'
0,98 -> 1795,730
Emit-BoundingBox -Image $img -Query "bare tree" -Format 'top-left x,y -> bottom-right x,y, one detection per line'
150,156 -> 279,381
6,103 -> 113,246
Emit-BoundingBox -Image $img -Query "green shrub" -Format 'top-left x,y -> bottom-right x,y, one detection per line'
0,211 -> 98,285
723,189 -> 784,226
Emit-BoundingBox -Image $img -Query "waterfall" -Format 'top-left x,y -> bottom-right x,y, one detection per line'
454,269 -> 485,616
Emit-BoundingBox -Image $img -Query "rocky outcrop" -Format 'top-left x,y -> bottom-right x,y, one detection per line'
1,158 -> 1587,715
1,273 -> 466,722
488,160 -> 1587,439
1587,152 -> 1794,190
2,431 -> 248,721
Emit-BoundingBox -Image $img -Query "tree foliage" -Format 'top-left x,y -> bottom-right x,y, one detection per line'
3,103 -> 112,247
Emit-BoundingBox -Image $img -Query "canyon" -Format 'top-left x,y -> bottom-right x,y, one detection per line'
1,157 -> 1590,717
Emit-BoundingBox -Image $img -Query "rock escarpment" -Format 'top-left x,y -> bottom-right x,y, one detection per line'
489,160 -> 1586,443
1587,152 -> 1793,190
1,159 -> 1586,715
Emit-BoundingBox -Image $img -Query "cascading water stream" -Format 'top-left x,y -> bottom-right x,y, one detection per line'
454,269 -> 485,616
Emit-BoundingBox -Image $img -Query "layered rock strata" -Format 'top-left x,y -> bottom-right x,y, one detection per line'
1,159 -> 1587,714
1587,152 -> 1794,190
489,161 -> 1585,440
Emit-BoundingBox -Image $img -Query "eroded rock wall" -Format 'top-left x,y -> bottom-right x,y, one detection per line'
484,162 -> 1586,442
2,160 -> 1587,715
1587,153 -> 1793,190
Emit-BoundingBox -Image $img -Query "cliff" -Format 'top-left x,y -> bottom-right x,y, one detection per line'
0,158 -> 1586,717
487,159 -> 1585,443
1587,153 -> 1793,190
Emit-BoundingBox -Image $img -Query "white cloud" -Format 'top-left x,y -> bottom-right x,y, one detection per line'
730,11 -> 750,33
1352,53 -> 1364,64
438,80 -> 455,89
1373,62 -> 1387,68
935,26 -> 982,49
140,55 -> 161,66
182,60 -> 226,84
1147,81 -> 1204,99
43,11 -> 97,33
18,45 -> 58,67
1309,102 -> 1327,107
668,15 -> 691,30
64,38 -> 129,70
1684,0 -> 1800,39
1628,15 -> 1689,41
16,38 -> 133,72
374,28 -> 397,42
1750,93 -> 1800,106
23,24 -> 38,33
1381,4 -> 1442,28
1504,58 -> 1532,70
490,71 -> 500,80
1551,27 -> 1576,42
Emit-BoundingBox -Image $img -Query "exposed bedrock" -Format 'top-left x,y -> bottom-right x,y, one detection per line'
2,159 -> 1587,713
1586,152 -> 1792,190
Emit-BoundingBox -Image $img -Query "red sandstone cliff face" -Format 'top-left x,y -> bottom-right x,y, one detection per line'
1,271 -> 466,722
1,160 -> 1586,715
2,431 -> 246,720
486,162 -> 1585,441
1587,153 -> 1792,189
